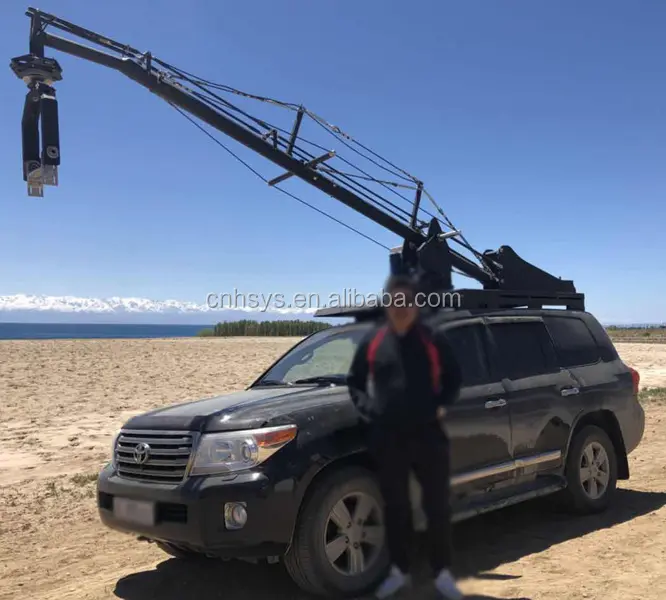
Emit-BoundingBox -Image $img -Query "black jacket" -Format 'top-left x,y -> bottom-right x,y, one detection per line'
347,320 -> 462,430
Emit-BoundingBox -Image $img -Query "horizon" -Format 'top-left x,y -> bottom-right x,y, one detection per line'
0,291 -> 664,327
1,319 -> 665,329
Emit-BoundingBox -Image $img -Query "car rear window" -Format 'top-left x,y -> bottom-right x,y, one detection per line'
545,316 -> 600,367
488,321 -> 558,379
440,324 -> 491,386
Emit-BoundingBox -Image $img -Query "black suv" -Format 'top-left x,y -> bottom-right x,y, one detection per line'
97,307 -> 645,597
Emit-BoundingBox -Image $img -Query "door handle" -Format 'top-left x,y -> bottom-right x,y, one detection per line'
561,387 -> 580,397
485,399 -> 507,409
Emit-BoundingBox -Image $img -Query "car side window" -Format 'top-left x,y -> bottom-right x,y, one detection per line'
489,321 -> 558,380
545,316 -> 601,367
440,324 -> 491,387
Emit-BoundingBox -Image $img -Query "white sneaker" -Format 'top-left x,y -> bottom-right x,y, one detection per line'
434,568 -> 463,600
374,565 -> 411,598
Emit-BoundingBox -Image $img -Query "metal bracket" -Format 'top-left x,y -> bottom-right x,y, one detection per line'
286,107 -> 305,156
26,164 -> 59,197
389,229 -> 461,253
10,54 -> 63,85
267,151 -> 335,187
262,129 -> 278,149
409,181 -> 423,228
27,168 -> 43,197
437,230 -> 461,241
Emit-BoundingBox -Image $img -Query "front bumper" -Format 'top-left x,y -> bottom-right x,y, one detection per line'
97,464 -> 299,557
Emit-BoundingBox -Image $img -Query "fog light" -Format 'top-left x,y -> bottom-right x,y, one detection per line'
224,502 -> 248,530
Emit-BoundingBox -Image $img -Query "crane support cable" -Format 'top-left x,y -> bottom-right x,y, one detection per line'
154,55 -> 464,238
421,188 -> 485,259
166,71 -> 425,225
305,109 -> 418,184
169,103 -> 391,251
175,76 -> 423,224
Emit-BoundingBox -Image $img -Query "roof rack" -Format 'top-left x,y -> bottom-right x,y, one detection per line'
315,288 -> 585,321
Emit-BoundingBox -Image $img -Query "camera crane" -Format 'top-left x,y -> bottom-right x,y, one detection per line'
10,8 -> 584,314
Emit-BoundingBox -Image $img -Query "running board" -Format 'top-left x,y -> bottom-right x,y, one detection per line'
451,477 -> 566,523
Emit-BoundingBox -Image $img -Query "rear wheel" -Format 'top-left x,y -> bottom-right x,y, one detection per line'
561,425 -> 618,514
284,467 -> 389,597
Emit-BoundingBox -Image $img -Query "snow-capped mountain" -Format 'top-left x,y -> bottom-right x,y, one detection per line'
0,294 -> 318,324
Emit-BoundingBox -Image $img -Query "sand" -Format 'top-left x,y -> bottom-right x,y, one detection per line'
1,338 -> 665,600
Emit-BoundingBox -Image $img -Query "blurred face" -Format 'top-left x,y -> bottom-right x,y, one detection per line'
385,285 -> 419,333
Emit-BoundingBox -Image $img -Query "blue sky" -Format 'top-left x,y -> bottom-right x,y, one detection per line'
0,0 -> 664,324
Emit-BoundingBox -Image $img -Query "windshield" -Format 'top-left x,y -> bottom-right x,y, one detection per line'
255,326 -> 370,386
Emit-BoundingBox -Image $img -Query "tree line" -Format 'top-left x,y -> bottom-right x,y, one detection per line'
605,324 -> 665,330
198,319 -> 331,337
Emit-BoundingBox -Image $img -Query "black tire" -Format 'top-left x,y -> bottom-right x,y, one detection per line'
155,541 -> 205,561
561,425 -> 618,514
284,467 -> 389,597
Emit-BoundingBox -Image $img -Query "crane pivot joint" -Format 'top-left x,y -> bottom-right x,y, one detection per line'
11,53 -> 62,86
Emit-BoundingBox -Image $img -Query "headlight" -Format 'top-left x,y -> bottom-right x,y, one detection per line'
190,424 -> 297,476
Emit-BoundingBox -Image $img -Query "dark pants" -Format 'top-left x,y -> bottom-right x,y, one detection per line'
370,421 -> 453,575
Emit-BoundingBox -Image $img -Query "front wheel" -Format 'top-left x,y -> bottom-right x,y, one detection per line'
284,467 -> 389,597
561,425 -> 618,514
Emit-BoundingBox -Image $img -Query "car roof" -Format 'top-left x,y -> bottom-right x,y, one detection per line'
321,307 -> 598,331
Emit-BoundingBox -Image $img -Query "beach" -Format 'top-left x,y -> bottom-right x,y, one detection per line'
1,337 -> 665,600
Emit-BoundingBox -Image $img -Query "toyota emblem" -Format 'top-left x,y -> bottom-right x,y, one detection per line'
133,442 -> 151,465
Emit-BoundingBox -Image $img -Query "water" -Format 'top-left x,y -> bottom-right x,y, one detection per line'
0,322 -> 211,340
3,321 -> 661,341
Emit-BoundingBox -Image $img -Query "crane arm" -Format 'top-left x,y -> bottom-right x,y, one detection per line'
10,7 -> 583,303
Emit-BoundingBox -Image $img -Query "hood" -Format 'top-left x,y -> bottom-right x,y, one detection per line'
123,384 -> 354,432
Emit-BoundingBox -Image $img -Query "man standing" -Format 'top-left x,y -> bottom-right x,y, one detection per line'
347,274 -> 463,599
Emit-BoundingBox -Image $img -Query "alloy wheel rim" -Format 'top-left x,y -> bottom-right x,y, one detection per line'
323,491 -> 385,576
579,441 -> 610,500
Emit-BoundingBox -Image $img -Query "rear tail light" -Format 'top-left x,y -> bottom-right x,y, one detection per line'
629,366 -> 640,395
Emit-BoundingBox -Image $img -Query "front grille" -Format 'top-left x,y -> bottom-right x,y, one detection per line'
115,430 -> 194,483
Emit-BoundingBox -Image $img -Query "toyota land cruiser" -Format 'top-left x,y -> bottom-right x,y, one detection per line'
97,306 -> 644,597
